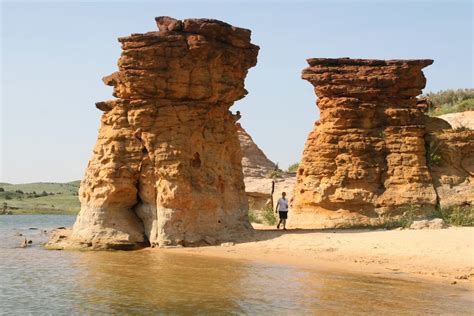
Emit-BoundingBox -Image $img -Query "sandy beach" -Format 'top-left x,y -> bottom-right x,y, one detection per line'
163,225 -> 474,288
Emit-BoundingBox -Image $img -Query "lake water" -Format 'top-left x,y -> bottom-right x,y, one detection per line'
0,215 -> 472,314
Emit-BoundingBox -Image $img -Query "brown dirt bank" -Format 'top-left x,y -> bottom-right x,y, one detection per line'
160,225 -> 474,289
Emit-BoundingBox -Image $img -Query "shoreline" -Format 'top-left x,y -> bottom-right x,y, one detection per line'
159,225 -> 474,290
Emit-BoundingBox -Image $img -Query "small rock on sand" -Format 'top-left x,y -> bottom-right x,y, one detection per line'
21,238 -> 28,248
221,242 -> 235,247
410,218 -> 447,230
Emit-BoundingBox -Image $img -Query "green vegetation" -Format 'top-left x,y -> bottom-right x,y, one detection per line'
248,209 -> 262,224
343,205 -> 419,229
424,88 -> 474,116
287,163 -> 299,173
267,169 -> 284,179
262,206 -> 277,226
430,205 -> 474,226
426,139 -> 442,167
248,206 -> 278,226
0,181 -> 80,215
341,204 -> 474,230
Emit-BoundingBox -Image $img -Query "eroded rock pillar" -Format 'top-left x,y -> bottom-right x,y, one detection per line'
291,58 -> 436,228
69,17 -> 259,248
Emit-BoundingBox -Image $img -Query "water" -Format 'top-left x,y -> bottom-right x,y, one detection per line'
0,215 -> 472,315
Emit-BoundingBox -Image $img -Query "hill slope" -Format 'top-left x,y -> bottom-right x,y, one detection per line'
0,181 -> 80,215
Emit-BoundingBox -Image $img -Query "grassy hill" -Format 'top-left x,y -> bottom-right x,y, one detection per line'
424,88 -> 474,116
0,181 -> 80,215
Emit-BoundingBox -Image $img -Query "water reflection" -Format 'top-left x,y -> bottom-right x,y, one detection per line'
1,215 -> 473,315
73,251 -> 251,314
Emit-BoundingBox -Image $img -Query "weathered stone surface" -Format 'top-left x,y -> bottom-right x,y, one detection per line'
438,111 -> 474,130
291,58 -> 438,228
426,130 -> 474,208
410,218 -> 447,229
50,17 -> 259,249
244,175 -> 296,212
236,122 -> 278,210
237,123 -> 275,178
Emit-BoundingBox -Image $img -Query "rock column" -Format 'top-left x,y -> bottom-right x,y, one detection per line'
291,58 -> 436,228
70,17 -> 259,248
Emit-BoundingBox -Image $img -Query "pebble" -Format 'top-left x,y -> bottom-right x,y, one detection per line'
220,242 -> 235,247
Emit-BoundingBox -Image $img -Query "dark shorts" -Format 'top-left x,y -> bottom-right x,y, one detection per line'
279,211 -> 288,219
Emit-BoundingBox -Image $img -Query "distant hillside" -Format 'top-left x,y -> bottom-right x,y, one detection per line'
424,88 -> 474,116
0,181 -> 81,215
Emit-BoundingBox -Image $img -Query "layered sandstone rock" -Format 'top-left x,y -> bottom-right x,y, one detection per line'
291,58 -> 438,228
51,17 -> 259,249
237,123 -> 275,178
236,123 -> 277,210
426,130 -> 474,208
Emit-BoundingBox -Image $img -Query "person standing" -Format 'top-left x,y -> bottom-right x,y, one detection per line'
275,192 -> 289,230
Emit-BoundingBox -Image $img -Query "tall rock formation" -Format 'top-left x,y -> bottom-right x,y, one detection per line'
55,17 -> 259,249
291,58 -> 438,227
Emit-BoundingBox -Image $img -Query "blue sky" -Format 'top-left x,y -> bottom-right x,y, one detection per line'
1,0 -> 472,183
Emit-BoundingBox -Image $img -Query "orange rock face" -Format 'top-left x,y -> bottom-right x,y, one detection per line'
426,130 -> 474,208
291,58 -> 439,227
65,17 -> 259,249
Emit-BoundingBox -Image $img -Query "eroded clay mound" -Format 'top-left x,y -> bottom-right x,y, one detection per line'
49,17 -> 259,250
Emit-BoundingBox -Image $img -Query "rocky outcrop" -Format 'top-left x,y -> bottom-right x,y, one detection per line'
50,17 -> 259,249
236,123 -> 296,214
426,130 -> 474,208
237,123 -> 275,178
291,58 -> 439,228
438,111 -> 474,130
244,175 -> 296,212
236,123 -> 277,210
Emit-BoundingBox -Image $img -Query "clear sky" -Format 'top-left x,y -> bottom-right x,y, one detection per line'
1,0 -> 472,183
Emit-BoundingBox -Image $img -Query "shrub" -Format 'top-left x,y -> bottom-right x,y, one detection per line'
267,170 -> 284,179
373,205 -> 420,229
248,210 -> 262,224
262,206 -> 277,226
424,88 -> 474,116
397,204 -> 419,228
430,205 -> 474,226
453,125 -> 472,131
287,163 -> 300,173
0,188 -> 4,192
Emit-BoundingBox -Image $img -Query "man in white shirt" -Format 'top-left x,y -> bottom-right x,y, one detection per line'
275,192 -> 289,230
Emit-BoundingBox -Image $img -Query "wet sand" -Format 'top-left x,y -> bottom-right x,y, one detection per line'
163,225 -> 474,288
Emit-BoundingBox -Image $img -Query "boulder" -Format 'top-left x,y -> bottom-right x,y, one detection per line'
438,111 -> 474,130
410,218 -> 448,229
